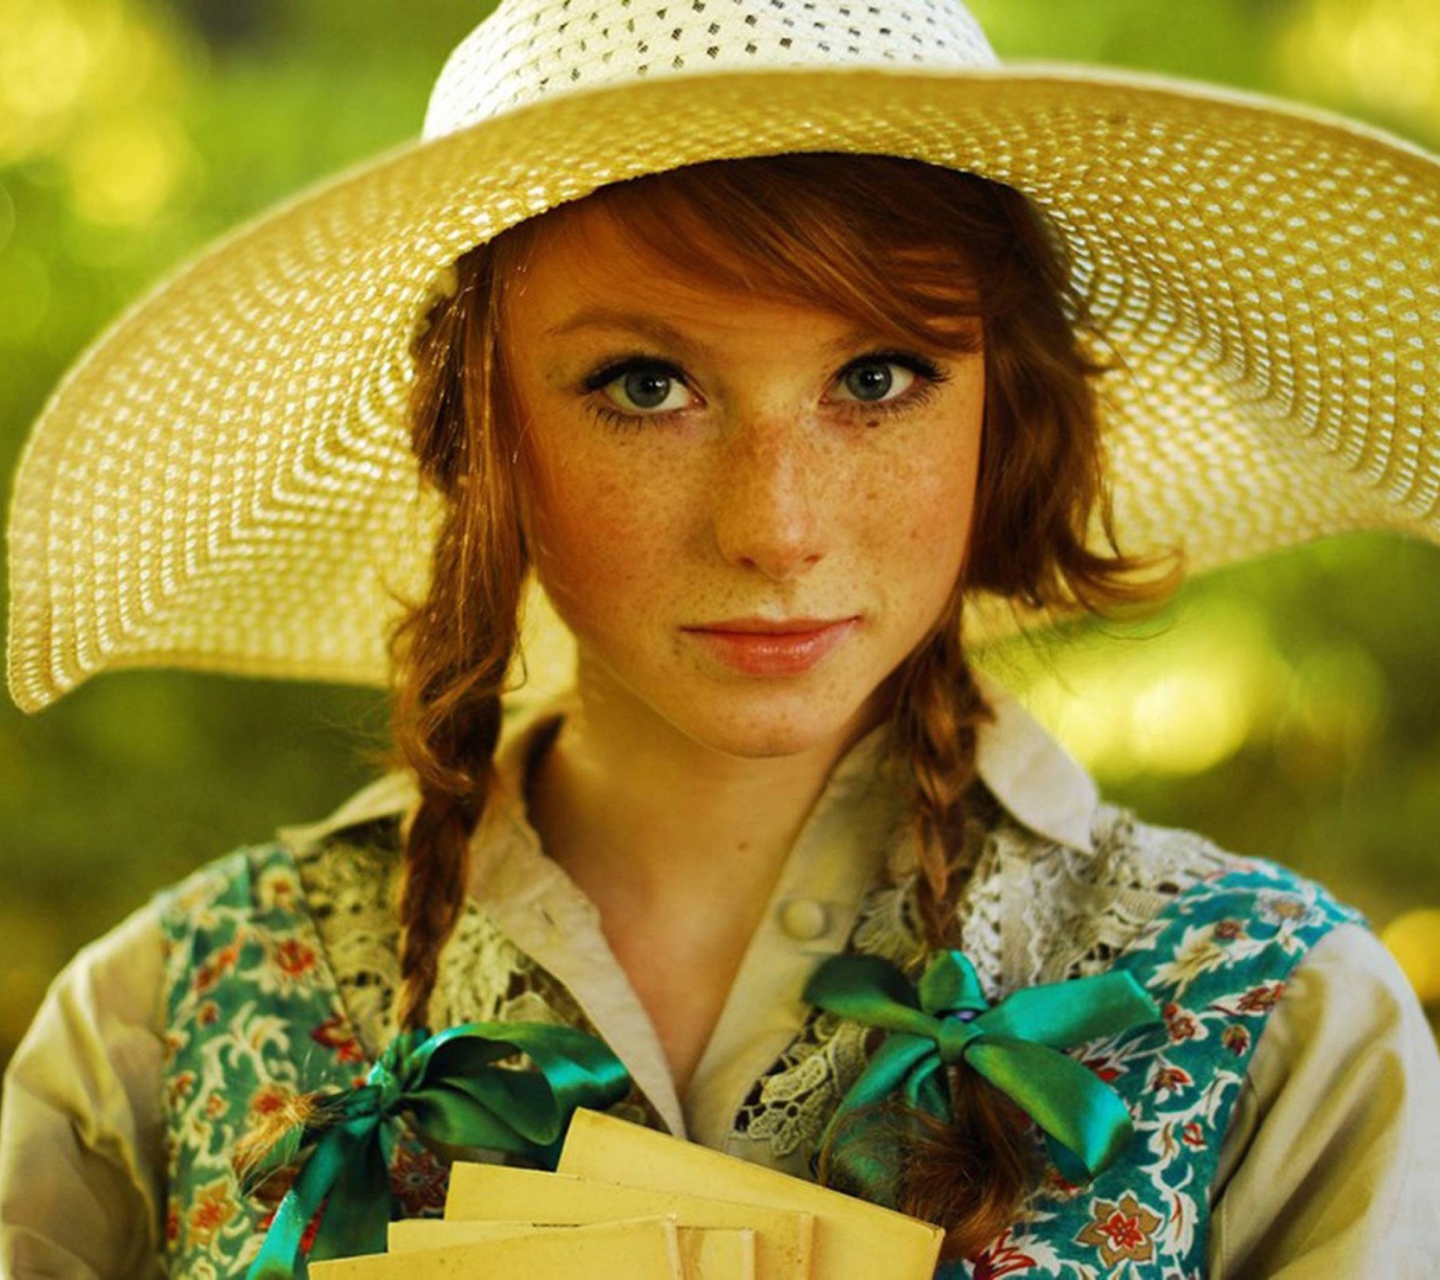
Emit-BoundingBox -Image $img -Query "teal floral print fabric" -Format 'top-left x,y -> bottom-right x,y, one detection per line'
949,864 -> 1361,1279
157,845 -> 450,1278
157,839 -> 1358,1278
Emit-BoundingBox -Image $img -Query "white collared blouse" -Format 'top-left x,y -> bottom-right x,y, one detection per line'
3,687 -> 1439,1277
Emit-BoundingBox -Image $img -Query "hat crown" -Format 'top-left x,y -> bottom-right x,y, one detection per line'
422,0 -> 999,140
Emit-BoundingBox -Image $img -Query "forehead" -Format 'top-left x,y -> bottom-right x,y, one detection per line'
500,203 -> 855,358
507,197 -> 776,320
498,187 -> 981,354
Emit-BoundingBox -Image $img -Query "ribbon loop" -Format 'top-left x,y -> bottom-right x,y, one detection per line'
917,950 -> 987,1018
803,950 -> 1163,1205
244,1021 -> 631,1279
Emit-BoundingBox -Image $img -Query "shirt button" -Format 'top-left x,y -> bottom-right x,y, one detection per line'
779,898 -> 829,941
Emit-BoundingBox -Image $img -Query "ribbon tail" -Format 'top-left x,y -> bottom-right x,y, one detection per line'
1044,1133 -> 1098,1187
307,1120 -> 394,1262
965,1039 -> 1136,1178
245,1125 -> 353,1280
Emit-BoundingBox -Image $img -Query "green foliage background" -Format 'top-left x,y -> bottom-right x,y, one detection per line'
3,0 -> 1440,1067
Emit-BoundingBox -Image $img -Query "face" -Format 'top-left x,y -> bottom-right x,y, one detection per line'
501,201 -> 985,761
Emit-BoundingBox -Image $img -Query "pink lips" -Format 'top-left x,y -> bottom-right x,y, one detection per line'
682,617 -> 860,677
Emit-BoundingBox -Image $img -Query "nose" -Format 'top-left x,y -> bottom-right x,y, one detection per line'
710,418 -> 826,581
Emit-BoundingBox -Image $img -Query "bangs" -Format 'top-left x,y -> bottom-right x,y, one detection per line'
536,154 -> 1000,353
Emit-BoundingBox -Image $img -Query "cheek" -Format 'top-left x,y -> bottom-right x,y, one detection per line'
525,449 -> 680,618
864,431 -> 981,579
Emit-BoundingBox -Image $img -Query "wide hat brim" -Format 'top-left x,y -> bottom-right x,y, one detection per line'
7,64 -> 1440,712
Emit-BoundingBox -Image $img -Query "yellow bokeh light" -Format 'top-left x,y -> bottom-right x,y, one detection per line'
64,111 -> 193,225
1381,909 -> 1440,1005
1128,669 -> 1253,777
0,2 -> 97,152
84,7 -> 184,109
0,0 -> 192,172
1281,0 -> 1440,132
994,602 -> 1285,781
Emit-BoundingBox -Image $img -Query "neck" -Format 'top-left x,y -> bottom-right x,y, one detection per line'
526,668 -> 885,915
520,659 -> 889,1094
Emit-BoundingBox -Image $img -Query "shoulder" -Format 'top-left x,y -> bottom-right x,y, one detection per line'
989,801 -> 1360,986
1212,920 -> 1440,1273
0,898 -> 171,1277
152,788 -> 405,1045
155,787 -> 405,939
1092,808 -> 1364,959
153,843 -> 297,932
14,898 -> 169,1045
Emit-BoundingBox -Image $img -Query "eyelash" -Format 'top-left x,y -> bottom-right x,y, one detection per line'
580,350 -> 951,430
844,352 -> 950,421
581,355 -> 689,429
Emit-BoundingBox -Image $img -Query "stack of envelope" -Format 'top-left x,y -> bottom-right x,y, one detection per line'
311,1109 -> 944,1279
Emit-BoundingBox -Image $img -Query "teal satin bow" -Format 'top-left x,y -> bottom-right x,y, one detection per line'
804,951 -> 1162,1196
243,1021 -> 631,1279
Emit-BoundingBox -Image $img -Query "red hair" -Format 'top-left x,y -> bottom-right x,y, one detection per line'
389,153 -> 1170,1257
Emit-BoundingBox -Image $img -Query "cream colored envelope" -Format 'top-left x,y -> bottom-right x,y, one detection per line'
309,1216 -> 681,1279
557,1110 -> 945,1280
388,1216 -> 755,1280
446,1161 -> 808,1280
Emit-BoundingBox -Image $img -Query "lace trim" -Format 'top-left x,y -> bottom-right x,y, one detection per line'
292,821 -> 402,1059
730,803 -> 1242,1164
289,801 -> 1243,1170
291,824 -> 659,1128
1005,806 -> 1236,986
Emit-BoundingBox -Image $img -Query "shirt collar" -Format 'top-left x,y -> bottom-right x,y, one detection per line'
286,679 -> 1098,856
973,672 -> 1098,853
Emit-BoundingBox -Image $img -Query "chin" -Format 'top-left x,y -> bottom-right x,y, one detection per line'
659,685 -> 885,761
573,638 -> 894,762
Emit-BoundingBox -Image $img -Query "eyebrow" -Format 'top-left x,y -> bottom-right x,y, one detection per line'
543,306 -> 948,361
544,308 -> 696,348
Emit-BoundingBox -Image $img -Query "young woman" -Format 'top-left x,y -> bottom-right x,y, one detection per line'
4,0 -> 1440,1276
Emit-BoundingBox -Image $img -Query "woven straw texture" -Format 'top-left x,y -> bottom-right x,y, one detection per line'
7,0 -> 1440,712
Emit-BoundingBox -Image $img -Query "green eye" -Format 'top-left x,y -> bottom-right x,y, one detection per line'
617,368 -> 674,410
838,359 -> 917,403
586,359 -> 693,417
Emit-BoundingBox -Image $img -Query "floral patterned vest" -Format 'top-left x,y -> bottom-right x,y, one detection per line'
157,841 -> 1359,1278
945,864 -> 1361,1279
157,844 -> 450,1277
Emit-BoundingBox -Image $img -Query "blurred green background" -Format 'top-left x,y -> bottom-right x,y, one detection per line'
4,0 -> 1440,1070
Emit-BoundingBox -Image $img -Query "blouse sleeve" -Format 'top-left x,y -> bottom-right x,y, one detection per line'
0,901 -> 168,1280
1210,922 -> 1440,1277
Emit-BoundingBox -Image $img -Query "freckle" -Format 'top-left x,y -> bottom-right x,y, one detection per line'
864,418 -> 881,430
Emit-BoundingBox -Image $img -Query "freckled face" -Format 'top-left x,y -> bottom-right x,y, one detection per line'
502,203 -> 985,759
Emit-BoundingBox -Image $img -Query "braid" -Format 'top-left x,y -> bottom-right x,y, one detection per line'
889,598 -> 989,948
393,697 -> 501,1032
389,241 -> 529,1032
234,241 -> 528,1200
879,605 -> 1039,1260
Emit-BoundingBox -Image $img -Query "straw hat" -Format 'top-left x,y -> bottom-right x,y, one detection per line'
7,0 -> 1440,713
